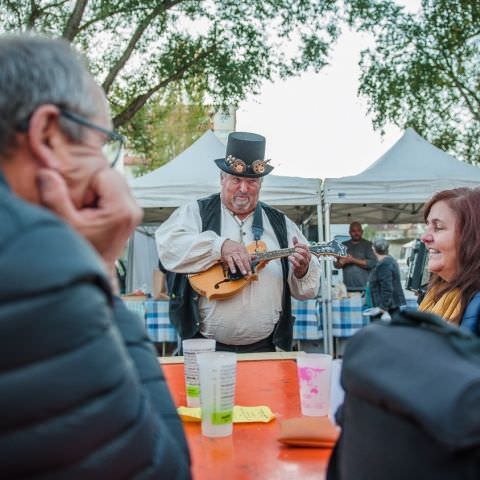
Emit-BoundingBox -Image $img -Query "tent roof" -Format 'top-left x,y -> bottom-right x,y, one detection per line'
130,130 -> 321,224
323,128 -> 480,224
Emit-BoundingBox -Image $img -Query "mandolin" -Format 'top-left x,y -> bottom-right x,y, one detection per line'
188,239 -> 347,301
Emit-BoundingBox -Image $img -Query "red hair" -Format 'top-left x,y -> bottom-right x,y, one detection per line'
423,187 -> 480,324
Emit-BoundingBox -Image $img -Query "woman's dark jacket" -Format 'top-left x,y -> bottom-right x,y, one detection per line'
369,255 -> 406,312
0,172 -> 190,479
460,292 -> 480,336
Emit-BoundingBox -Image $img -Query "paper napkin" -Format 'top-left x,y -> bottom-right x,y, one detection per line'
177,405 -> 275,423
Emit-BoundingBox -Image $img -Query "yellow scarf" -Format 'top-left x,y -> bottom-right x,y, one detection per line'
419,287 -> 462,325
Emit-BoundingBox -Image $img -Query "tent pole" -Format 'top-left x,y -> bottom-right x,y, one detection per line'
324,203 -> 334,355
317,180 -> 324,243
317,181 -> 328,354
316,198 -> 327,354
125,234 -> 135,293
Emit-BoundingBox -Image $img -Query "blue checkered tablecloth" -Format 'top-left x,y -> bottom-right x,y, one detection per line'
124,296 -> 370,343
330,295 -> 368,337
144,300 -> 178,343
122,299 -> 146,320
292,298 -> 322,340
140,299 -> 322,342
293,296 -> 370,339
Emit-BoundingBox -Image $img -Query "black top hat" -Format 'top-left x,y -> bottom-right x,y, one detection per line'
215,131 -> 274,178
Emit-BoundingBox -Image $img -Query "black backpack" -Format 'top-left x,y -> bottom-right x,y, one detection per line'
327,309 -> 480,480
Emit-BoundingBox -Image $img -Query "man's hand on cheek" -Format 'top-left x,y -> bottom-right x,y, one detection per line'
37,168 -> 142,272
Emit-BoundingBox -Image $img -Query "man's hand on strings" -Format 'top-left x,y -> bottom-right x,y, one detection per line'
289,236 -> 311,279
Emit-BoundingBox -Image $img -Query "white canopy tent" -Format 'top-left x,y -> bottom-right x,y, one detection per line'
320,128 -> 480,353
130,130 -> 322,226
323,128 -> 480,225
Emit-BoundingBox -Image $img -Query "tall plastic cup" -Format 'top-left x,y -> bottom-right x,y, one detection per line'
297,353 -> 332,416
197,352 -> 237,437
182,339 -> 216,407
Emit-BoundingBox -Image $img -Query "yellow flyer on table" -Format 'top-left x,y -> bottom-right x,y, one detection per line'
177,405 -> 275,423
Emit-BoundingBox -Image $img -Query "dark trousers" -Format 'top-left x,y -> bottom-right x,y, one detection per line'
194,332 -> 275,353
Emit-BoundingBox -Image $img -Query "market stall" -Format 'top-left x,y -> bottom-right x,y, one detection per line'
321,128 -> 480,352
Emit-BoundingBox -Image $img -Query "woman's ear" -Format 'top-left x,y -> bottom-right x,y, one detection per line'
27,105 -> 66,170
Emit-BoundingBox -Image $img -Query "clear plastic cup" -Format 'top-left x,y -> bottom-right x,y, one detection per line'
182,339 -> 216,407
197,352 -> 237,437
297,353 -> 332,416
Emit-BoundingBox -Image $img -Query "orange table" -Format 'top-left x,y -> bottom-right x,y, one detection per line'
163,358 -> 332,480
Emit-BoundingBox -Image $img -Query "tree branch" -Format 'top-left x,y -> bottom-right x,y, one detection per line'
24,0 -> 71,30
3,1 -> 23,28
62,0 -> 89,41
26,0 -> 42,28
465,30 -> 480,41
102,5 -> 166,93
413,37 -> 480,122
112,46 -> 212,127
439,50 -> 480,121
76,4 -> 152,33
78,0 -> 184,34
102,0 -> 185,93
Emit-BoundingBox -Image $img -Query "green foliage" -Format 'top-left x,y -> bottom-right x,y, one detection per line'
127,87 -> 212,175
346,0 -> 480,164
0,0 -> 340,124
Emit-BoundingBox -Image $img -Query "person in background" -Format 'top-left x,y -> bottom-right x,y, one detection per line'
156,131 -> 321,353
0,34 -> 190,478
419,188 -> 480,335
368,237 -> 406,318
334,221 -> 377,293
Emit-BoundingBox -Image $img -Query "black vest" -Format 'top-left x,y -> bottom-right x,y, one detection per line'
166,194 -> 294,351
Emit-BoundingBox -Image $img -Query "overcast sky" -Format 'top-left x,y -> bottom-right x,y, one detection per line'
236,1 -> 421,180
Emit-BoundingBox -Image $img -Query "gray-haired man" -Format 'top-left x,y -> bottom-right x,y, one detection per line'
0,34 -> 190,478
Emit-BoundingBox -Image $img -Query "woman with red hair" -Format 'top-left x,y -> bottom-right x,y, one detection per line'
419,187 -> 480,335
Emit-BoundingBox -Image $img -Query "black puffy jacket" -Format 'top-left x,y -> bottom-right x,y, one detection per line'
0,172 -> 191,479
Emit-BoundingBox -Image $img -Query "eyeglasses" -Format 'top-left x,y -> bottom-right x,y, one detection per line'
58,109 -> 124,168
226,155 -> 271,175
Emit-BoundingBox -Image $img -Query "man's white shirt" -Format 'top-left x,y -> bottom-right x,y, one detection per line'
155,201 -> 321,345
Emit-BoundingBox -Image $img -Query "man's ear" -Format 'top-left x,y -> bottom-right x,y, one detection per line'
27,105 -> 66,169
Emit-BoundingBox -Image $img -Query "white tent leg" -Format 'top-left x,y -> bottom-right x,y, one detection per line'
316,202 -> 328,354
316,188 -> 324,243
324,203 -> 334,355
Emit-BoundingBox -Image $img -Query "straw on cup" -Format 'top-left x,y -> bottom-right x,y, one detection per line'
182,339 -> 216,407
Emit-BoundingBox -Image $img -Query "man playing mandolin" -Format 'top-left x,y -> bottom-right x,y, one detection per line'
155,131 -> 321,353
